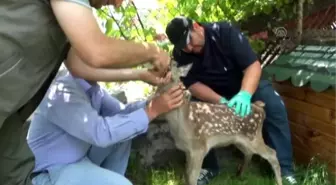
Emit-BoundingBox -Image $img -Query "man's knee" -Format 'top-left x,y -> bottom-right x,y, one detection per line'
254,82 -> 286,109
253,82 -> 289,123
120,177 -> 133,185
110,174 -> 133,185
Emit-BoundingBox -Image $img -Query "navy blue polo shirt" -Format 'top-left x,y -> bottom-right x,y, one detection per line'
173,21 -> 258,99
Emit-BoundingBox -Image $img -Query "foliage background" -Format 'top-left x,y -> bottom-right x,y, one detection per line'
93,0 -> 299,100
90,2 -> 335,184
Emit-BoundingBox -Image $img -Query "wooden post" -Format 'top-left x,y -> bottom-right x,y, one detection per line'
296,0 -> 305,43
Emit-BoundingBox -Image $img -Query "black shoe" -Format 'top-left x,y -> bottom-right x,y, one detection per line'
197,168 -> 219,185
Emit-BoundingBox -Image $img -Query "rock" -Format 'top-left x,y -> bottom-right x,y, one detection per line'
131,118 -> 186,167
110,91 -> 127,104
130,115 -> 242,168
110,90 -> 186,167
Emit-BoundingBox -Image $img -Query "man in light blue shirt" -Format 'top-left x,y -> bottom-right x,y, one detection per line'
27,70 -> 184,185
1,0 -> 171,184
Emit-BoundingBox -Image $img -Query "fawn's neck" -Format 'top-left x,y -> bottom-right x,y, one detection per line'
157,81 -> 195,140
164,96 -> 195,144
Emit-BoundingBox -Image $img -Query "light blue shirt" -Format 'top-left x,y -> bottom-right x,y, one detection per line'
27,73 -> 149,172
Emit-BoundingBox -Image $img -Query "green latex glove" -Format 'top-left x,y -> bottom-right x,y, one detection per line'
228,90 -> 252,117
219,97 -> 228,104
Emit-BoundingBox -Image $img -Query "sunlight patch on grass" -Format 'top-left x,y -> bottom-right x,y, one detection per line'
297,157 -> 335,185
149,169 -> 183,185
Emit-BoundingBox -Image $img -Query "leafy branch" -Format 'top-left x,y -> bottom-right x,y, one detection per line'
131,1 -> 147,41
102,8 -> 129,40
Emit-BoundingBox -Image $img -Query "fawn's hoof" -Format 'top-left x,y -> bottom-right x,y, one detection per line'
236,163 -> 243,176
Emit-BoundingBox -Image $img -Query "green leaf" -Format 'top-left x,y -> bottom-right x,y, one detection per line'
105,19 -> 114,35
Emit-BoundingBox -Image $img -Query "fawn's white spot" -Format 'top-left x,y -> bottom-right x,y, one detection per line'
189,101 -> 264,140
189,112 -> 194,121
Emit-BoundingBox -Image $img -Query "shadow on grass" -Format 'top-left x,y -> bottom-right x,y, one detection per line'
126,152 -> 185,185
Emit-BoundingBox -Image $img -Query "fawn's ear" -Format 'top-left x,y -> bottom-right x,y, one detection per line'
178,63 -> 193,77
170,60 -> 180,80
171,60 -> 178,68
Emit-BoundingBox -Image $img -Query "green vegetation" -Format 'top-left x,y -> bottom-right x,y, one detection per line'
94,0 -> 306,93
126,152 -> 335,185
95,0 -> 300,53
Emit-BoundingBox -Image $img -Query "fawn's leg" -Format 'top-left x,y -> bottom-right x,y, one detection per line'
185,149 -> 205,185
235,144 -> 253,177
254,142 -> 282,185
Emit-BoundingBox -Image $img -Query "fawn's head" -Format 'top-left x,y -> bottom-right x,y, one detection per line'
155,60 -> 192,100
156,60 -> 182,92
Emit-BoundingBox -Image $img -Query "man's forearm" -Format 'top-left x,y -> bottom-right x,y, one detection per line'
85,38 -> 159,68
65,47 -> 147,82
241,61 -> 262,95
189,82 -> 222,104
51,1 -> 160,69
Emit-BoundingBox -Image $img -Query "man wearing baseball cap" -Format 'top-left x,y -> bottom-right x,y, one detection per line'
165,16 -> 297,185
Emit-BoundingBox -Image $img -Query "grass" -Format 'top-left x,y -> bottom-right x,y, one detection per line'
125,151 -> 335,185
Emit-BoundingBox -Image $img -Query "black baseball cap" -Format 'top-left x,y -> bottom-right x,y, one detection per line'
165,16 -> 193,49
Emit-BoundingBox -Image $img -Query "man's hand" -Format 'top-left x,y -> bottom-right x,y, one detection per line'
151,48 -> 171,75
227,90 -> 252,117
219,97 -> 228,104
139,69 -> 172,86
145,83 -> 184,120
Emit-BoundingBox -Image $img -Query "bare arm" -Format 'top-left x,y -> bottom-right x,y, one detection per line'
64,47 -> 147,82
188,82 -> 222,104
51,0 -> 161,68
241,61 -> 262,95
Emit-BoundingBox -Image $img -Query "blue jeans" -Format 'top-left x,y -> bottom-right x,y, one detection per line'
198,80 -> 294,176
32,141 -> 133,185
